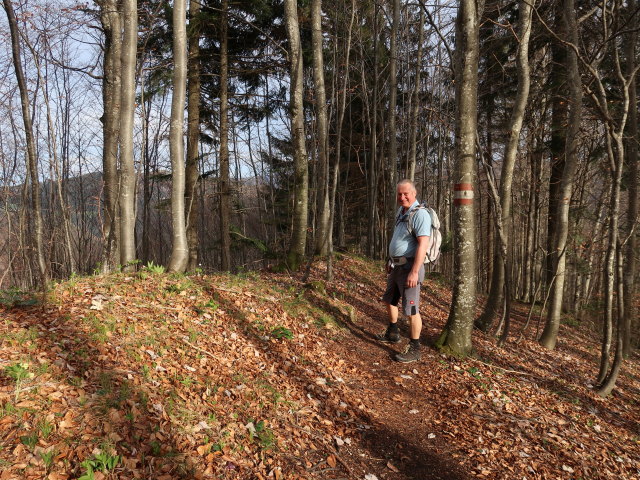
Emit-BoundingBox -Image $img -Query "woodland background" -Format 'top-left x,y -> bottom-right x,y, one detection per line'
0,0 -> 638,395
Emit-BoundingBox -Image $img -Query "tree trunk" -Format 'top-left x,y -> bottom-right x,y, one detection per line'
596,238 -> 625,396
437,0 -> 483,357
24,36 -> 77,276
3,0 -> 48,286
597,133 -> 625,384
539,0 -> 582,350
623,0 -> 638,356
168,0 -> 188,272
576,194 -> 606,320
476,0 -> 532,333
185,0 -> 202,272
119,0 -> 138,270
523,144 -> 542,302
284,0 -> 309,270
327,0 -> 355,280
219,0 -> 232,271
367,8 -> 379,259
312,0 -> 330,256
408,10 -> 424,181
387,0 -> 399,196
545,7 -> 567,291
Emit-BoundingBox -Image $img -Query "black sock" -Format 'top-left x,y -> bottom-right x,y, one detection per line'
409,338 -> 420,348
389,322 -> 399,331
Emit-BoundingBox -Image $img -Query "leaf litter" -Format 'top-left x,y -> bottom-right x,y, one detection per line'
0,254 -> 638,479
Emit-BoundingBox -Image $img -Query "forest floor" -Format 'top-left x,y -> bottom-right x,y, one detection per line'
0,254 -> 638,480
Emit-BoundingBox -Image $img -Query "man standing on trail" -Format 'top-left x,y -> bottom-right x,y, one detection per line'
377,179 -> 431,363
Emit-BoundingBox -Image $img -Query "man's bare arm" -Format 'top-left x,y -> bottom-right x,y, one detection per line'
411,235 -> 430,274
406,235 -> 430,287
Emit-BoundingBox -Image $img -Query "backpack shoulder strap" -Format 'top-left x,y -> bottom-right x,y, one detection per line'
407,203 -> 427,237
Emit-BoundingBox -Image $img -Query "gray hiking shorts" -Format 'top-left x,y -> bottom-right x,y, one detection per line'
381,260 -> 425,316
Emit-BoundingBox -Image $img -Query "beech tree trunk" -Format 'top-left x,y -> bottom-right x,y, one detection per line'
407,10 -> 424,181
367,8 -> 379,259
168,0 -> 188,272
597,133 -> 625,385
185,0 -> 202,272
98,1 -> 122,273
118,0 -> 138,270
312,0 -> 330,256
284,0 -> 309,270
623,0 -> 638,356
387,0 -> 399,201
437,0 -> 483,357
539,0 -> 582,350
219,0 -> 232,271
545,6 -> 567,292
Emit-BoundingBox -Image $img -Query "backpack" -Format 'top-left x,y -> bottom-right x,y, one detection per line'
396,203 -> 443,264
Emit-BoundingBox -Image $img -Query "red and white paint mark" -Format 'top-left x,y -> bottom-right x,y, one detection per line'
454,183 -> 474,205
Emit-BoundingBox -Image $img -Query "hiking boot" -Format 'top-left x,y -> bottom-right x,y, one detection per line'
395,343 -> 421,363
375,326 -> 401,344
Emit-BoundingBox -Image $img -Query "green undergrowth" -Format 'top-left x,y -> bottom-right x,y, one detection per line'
0,287 -> 39,307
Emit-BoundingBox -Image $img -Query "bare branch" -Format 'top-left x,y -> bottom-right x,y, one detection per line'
578,5 -> 600,24
415,0 -> 454,72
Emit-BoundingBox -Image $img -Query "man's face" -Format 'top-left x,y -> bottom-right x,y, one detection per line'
397,184 -> 416,209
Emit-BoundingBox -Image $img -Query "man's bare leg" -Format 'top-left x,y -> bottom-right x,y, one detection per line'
409,313 -> 422,340
387,303 -> 399,324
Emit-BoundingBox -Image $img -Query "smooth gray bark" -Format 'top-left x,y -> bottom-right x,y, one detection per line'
284,0 -> 309,270
168,0 -> 188,272
118,0 -> 137,270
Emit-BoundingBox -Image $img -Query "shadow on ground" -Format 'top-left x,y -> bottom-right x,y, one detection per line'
205,280 -> 471,480
4,302 -> 194,478
299,288 -> 470,480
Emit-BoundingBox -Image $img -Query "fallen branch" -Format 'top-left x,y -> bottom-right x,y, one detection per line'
180,337 -> 218,359
467,357 -> 533,376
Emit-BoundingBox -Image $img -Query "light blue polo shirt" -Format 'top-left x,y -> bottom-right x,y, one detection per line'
389,201 -> 431,258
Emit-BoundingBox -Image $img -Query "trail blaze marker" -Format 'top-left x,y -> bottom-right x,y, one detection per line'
453,183 -> 474,206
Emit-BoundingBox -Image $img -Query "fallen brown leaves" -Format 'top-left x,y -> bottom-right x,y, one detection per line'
0,255 -> 638,480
